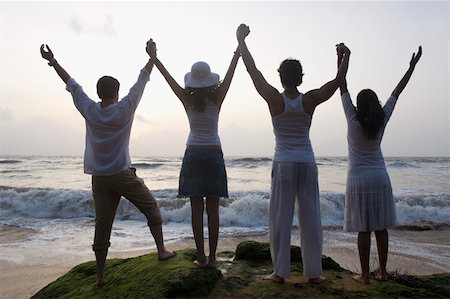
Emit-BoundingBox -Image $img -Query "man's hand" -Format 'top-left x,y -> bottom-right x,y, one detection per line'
40,44 -> 55,64
146,38 -> 157,59
336,43 -> 350,56
236,24 -> 250,42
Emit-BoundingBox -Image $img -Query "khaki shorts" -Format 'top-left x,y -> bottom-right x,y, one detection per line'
91,168 -> 162,251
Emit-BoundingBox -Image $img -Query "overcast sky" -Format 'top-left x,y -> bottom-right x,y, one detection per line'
0,1 -> 448,157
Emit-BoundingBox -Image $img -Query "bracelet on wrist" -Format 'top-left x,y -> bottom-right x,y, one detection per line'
48,59 -> 57,67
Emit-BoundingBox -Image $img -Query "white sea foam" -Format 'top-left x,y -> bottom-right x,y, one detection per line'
0,155 -> 448,263
1,186 -> 448,229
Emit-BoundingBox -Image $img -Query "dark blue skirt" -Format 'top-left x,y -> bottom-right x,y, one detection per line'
178,147 -> 228,198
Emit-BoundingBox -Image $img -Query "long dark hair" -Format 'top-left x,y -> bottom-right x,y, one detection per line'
186,85 -> 219,112
356,89 -> 385,140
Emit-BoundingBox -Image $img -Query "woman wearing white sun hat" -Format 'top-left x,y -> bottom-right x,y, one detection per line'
148,40 -> 240,268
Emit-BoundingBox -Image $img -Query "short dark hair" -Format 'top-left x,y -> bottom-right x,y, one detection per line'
97,76 -> 120,101
278,59 -> 303,88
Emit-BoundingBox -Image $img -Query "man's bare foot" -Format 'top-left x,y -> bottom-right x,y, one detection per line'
352,274 -> 370,284
158,250 -> 176,261
308,275 -> 327,284
263,272 -> 285,283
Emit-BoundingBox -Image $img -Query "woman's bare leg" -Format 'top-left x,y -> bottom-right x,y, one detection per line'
206,196 -> 219,267
375,229 -> 388,281
355,231 -> 371,284
190,196 -> 207,266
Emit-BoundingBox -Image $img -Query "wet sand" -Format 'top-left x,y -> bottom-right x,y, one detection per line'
1,224 -> 449,299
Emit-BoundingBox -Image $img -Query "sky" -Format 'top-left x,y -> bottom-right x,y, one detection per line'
0,1 -> 449,157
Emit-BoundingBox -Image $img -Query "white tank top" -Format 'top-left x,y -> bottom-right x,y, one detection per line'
272,93 -> 315,162
186,101 -> 221,146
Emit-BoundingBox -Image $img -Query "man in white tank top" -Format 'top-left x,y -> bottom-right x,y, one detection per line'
237,24 -> 350,283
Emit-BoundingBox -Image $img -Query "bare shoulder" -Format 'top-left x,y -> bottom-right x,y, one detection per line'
268,93 -> 285,117
302,90 -> 320,116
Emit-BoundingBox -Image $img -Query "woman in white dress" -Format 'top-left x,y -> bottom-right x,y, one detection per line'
338,44 -> 422,284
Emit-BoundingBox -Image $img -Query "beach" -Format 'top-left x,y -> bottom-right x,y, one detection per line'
1,224 -> 449,299
1,156 -> 449,298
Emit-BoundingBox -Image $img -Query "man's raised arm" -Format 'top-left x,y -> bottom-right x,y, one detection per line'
40,44 -> 70,84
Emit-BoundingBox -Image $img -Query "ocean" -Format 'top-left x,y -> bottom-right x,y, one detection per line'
0,155 -> 449,268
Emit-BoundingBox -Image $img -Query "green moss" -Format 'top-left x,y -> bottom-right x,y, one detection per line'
217,250 -> 234,259
234,240 -> 303,262
32,242 -> 450,299
322,255 -> 344,272
32,249 -> 221,299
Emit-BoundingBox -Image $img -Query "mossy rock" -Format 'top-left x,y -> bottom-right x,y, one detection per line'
234,240 -> 302,262
31,241 -> 450,298
322,255 -> 344,272
31,249 -> 221,299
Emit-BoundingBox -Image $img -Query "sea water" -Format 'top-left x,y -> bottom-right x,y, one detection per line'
0,156 -> 449,264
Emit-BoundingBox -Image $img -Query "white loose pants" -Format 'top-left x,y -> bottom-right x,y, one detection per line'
269,161 -> 323,278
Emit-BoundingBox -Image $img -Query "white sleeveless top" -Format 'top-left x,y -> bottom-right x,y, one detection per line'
186,101 -> 221,146
272,93 -> 315,162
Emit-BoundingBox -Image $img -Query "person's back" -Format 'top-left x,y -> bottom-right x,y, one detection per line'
68,69 -> 149,175
343,93 -> 397,170
185,101 -> 221,146
272,93 -> 314,162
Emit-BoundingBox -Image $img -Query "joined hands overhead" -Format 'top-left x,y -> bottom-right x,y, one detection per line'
236,24 -> 250,41
146,38 -> 157,59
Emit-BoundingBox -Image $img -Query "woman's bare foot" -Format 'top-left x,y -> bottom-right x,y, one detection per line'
352,274 -> 370,284
263,272 -> 285,283
308,275 -> 326,284
158,250 -> 176,261
375,274 -> 387,281
193,260 -> 208,268
206,255 -> 216,268
193,252 -> 207,268
96,274 -> 105,287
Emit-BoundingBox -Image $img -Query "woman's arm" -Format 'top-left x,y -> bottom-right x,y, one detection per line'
336,43 -> 349,96
216,45 -> 241,106
236,24 -> 283,116
391,46 -> 422,99
147,40 -> 187,105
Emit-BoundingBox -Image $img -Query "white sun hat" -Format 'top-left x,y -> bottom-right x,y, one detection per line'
184,61 -> 220,88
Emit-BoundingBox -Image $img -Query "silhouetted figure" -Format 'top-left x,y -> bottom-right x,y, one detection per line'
236,24 -> 350,283
338,44 -> 422,284
40,40 -> 175,286
148,40 -> 240,268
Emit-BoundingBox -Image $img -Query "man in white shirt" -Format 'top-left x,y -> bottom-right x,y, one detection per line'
40,40 -> 175,286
